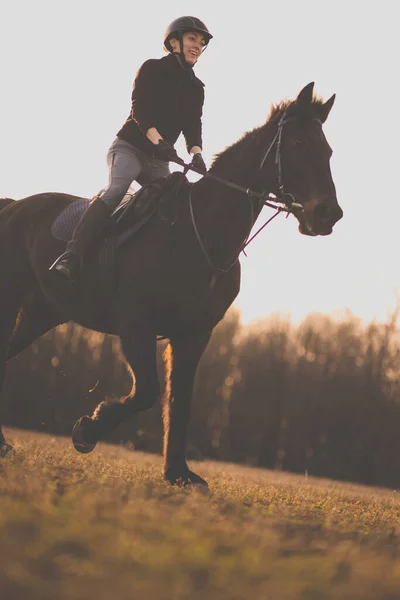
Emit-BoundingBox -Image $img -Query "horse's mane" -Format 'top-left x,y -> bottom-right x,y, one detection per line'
210,95 -> 325,172
266,95 -> 324,121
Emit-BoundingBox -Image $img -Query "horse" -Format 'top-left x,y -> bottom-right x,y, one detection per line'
0,82 -> 342,486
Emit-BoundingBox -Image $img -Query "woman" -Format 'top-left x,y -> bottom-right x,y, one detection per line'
50,16 -> 212,281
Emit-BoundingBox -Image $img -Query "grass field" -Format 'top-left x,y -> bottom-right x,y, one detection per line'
1,428 -> 400,599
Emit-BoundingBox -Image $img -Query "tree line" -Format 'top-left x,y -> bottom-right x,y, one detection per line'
3,307 -> 400,489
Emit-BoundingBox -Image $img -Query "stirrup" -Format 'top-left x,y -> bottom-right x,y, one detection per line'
49,250 -> 80,281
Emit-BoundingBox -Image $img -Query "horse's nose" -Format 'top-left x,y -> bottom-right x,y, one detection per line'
336,205 -> 344,221
314,202 -> 343,226
331,204 -> 343,224
313,202 -> 330,223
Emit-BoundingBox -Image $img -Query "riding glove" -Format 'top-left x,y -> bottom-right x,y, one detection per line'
153,140 -> 181,163
190,153 -> 207,174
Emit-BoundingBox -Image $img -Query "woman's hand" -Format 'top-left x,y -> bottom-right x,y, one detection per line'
153,140 -> 182,163
190,153 -> 207,174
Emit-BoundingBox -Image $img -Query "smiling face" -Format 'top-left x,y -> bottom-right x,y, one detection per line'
169,31 -> 206,65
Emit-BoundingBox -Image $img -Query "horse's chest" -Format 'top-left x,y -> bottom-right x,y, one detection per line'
151,268 -> 240,335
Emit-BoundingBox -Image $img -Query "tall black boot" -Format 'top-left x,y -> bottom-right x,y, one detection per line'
49,199 -> 112,282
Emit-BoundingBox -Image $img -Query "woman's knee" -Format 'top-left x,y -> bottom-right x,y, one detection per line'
102,146 -> 143,208
98,181 -> 131,209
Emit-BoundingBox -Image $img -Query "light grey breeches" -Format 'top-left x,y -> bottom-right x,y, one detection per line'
98,137 -> 171,210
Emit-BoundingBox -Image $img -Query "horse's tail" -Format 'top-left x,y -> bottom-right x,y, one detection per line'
0,198 -> 15,211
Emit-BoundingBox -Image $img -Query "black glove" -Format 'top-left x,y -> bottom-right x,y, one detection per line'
190,153 -> 207,174
153,140 -> 181,163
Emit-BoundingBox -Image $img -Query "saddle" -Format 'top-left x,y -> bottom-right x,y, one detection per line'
50,172 -> 191,294
51,172 -> 190,246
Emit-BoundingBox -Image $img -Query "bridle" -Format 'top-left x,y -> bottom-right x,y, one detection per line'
187,112 -> 306,274
259,113 -> 298,207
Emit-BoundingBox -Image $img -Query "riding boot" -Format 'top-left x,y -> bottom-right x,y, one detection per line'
49,199 -> 112,282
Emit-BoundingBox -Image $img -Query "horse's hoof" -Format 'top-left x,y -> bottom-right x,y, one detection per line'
164,468 -> 209,488
72,416 -> 98,454
0,443 -> 14,457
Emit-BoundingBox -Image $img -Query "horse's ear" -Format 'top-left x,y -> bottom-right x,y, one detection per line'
296,82 -> 315,105
317,94 -> 336,123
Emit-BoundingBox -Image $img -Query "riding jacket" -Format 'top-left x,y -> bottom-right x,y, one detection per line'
117,53 -> 204,157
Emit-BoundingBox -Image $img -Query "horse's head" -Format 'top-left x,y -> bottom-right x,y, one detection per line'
262,82 -> 343,236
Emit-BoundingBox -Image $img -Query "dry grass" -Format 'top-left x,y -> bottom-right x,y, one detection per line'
1,428 -> 400,600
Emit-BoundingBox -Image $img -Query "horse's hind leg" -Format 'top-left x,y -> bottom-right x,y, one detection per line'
162,330 -> 211,486
0,289 -> 22,456
72,318 -> 160,453
1,290 -> 62,455
7,292 -> 62,360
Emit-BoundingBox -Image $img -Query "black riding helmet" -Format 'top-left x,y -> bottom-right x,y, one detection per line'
164,16 -> 213,52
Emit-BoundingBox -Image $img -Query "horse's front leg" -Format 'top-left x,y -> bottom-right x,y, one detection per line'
72,319 -> 159,453
163,330 -> 211,486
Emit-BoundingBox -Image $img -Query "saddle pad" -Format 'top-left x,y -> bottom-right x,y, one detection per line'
50,174 -> 188,243
51,198 -> 91,241
51,192 -> 137,242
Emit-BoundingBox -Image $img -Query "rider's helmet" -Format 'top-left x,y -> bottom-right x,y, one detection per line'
164,16 -> 213,52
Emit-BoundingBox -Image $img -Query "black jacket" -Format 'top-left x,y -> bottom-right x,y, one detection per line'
117,54 -> 204,157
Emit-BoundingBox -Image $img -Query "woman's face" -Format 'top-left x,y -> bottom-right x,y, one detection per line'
170,31 -> 206,65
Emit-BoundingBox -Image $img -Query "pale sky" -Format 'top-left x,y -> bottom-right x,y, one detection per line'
1,0 -> 399,325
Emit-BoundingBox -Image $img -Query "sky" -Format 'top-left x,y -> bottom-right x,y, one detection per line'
1,0 -> 399,326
